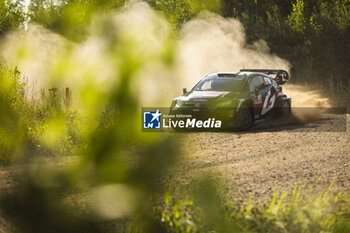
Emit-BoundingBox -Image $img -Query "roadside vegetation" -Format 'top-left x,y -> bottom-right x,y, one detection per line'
149,180 -> 350,233
0,0 -> 349,232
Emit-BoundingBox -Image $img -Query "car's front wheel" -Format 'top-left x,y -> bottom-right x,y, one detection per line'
235,108 -> 253,130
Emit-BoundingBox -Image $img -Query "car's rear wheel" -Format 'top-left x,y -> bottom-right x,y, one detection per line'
279,100 -> 291,116
235,108 -> 253,130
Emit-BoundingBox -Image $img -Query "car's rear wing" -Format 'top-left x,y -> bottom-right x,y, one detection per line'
240,69 -> 289,85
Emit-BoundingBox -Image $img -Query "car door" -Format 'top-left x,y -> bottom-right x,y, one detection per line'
249,76 -> 264,119
260,76 -> 277,116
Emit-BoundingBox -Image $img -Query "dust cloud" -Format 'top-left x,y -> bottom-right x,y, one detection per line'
284,84 -> 330,122
176,11 -> 290,90
284,84 -> 330,108
1,24 -> 70,100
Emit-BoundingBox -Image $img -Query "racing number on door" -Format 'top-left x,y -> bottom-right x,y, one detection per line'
261,90 -> 275,115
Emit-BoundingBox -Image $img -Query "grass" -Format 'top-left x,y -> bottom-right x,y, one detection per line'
0,64 -> 82,164
151,180 -> 350,233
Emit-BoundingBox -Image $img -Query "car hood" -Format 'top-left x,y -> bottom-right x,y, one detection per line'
175,90 -> 247,105
181,91 -> 229,101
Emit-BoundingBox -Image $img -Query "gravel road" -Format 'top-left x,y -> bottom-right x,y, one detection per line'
172,113 -> 350,202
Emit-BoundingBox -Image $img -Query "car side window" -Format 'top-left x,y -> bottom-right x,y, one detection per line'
249,76 -> 263,92
263,77 -> 272,86
199,80 -> 213,90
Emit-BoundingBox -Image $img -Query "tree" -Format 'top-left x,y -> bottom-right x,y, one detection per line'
28,0 -> 126,41
0,0 -> 25,35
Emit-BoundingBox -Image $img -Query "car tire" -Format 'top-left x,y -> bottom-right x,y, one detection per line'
235,108 -> 253,130
278,100 -> 291,116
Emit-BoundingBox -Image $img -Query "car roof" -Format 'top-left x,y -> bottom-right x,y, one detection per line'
205,72 -> 269,79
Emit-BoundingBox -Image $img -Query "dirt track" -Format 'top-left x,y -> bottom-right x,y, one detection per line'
173,113 -> 350,202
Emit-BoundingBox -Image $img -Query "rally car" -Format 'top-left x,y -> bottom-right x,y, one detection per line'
170,69 -> 291,130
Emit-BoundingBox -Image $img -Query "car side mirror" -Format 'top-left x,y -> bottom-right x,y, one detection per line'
275,71 -> 289,85
275,77 -> 286,85
183,88 -> 187,94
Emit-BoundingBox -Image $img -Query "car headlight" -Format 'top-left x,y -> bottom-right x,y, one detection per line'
175,99 -> 184,107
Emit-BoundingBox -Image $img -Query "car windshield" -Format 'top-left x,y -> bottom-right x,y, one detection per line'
193,77 -> 247,92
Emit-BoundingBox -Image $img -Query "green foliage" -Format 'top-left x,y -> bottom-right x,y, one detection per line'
288,0 -> 307,33
189,0 -> 221,15
28,0 -> 222,36
0,64 -> 30,163
0,0 -> 25,35
0,63 -> 84,163
146,0 -> 193,30
29,0 -> 126,41
156,192 -> 197,233
153,181 -> 350,233
224,0 -> 350,105
318,0 -> 350,30
146,0 -> 222,31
